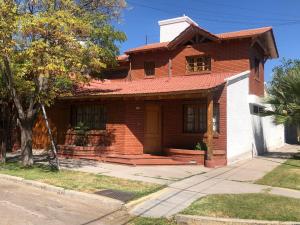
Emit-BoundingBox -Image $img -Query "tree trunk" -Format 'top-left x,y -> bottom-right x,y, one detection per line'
297,125 -> 300,143
1,140 -> 6,163
20,121 -> 33,166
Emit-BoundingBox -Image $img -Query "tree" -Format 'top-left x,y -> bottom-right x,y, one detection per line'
0,74 -> 17,163
265,59 -> 300,127
0,0 -> 126,166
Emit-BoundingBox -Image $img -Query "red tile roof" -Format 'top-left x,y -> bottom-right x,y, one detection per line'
117,54 -> 129,61
125,42 -> 169,54
124,26 -> 273,54
75,73 -> 236,97
216,27 -> 272,40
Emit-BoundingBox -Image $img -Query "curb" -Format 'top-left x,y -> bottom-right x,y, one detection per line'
175,214 -> 300,225
0,174 -> 124,208
126,187 -> 169,210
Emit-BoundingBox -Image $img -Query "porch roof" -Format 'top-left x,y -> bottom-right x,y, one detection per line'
72,72 -> 236,97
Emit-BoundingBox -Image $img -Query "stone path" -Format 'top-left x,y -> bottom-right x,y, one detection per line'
130,145 -> 300,218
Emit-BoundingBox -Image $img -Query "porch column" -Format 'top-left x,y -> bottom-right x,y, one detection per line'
206,92 -> 213,160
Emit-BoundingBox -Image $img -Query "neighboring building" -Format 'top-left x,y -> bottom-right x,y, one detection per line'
32,16 -> 285,167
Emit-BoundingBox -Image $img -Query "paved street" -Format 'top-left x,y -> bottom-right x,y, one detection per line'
0,179 -> 129,225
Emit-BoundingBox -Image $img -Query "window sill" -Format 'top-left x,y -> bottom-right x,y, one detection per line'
144,75 -> 155,79
185,71 -> 211,75
181,132 -> 220,138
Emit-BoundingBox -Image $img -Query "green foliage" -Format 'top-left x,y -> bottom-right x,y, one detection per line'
74,122 -> 89,146
129,217 -> 176,225
194,141 -> 207,151
181,193 -> 300,221
0,0 -> 126,108
0,0 -> 126,164
256,158 -> 300,191
0,162 -> 163,200
265,59 -> 300,126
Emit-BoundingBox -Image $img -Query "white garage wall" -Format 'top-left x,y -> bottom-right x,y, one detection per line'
226,71 -> 285,164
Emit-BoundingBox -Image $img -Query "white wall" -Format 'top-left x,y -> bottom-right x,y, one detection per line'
158,16 -> 197,42
226,71 -> 285,164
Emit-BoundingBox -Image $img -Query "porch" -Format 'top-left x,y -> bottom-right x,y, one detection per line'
34,88 -> 227,167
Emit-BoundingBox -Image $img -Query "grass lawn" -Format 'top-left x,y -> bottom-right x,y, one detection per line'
256,158 -> 300,190
128,217 -> 176,225
181,193 -> 300,222
0,162 -> 163,200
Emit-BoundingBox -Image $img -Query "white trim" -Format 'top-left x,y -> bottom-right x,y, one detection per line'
225,70 -> 250,83
158,16 -> 198,26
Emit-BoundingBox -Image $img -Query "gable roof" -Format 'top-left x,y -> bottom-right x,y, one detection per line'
216,27 -> 272,39
124,25 -> 278,58
72,72 -> 235,98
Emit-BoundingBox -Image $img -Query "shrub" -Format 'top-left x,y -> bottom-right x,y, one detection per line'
194,141 -> 207,151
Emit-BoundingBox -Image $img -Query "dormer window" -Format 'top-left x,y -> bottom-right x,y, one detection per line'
144,61 -> 155,76
186,56 -> 211,73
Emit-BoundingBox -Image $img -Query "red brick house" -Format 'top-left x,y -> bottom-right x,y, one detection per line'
32,16 -> 282,167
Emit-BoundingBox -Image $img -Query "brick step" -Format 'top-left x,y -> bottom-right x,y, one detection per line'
104,155 -> 191,166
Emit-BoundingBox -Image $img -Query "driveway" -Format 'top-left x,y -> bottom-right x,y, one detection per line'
0,179 -> 129,225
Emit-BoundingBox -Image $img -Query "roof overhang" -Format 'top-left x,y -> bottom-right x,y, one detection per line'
264,29 -> 279,59
167,24 -> 219,49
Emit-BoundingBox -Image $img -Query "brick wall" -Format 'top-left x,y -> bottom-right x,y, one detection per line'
130,39 -> 250,80
162,99 -> 206,150
123,101 -> 144,154
33,93 -> 228,164
211,86 -> 227,166
249,43 -> 265,96
161,87 -> 227,163
33,100 -> 126,153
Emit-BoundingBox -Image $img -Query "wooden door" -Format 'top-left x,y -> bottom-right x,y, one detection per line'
144,104 -> 162,154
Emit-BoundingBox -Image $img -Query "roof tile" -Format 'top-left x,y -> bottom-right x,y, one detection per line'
216,27 -> 272,39
76,73 -> 236,97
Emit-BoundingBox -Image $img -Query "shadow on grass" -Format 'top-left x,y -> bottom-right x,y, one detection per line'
258,153 -> 300,169
0,161 -> 59,173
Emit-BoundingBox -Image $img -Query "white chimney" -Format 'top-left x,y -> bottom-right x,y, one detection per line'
158,16 -> 198,43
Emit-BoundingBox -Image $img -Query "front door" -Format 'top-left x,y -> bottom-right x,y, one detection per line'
144,104 -> 162,154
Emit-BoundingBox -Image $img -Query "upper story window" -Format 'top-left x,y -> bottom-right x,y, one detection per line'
186,55 -> 211,73
144,61 -> 155,76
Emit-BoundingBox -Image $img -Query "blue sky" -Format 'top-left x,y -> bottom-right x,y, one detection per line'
115,0 -> 300,82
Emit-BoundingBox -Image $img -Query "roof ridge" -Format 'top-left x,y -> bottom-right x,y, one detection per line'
216,26 -> 272,35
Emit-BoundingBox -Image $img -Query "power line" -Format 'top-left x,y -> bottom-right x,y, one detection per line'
197,0 -> 300,20
137,0 -> 299,23
127,0 -> 300,27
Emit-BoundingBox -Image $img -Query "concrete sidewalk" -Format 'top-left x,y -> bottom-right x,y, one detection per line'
59,159 -> 210,185
130,145 -> 300,218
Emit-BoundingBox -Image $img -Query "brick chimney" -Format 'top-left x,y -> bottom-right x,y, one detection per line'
158,15 -> 198,43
